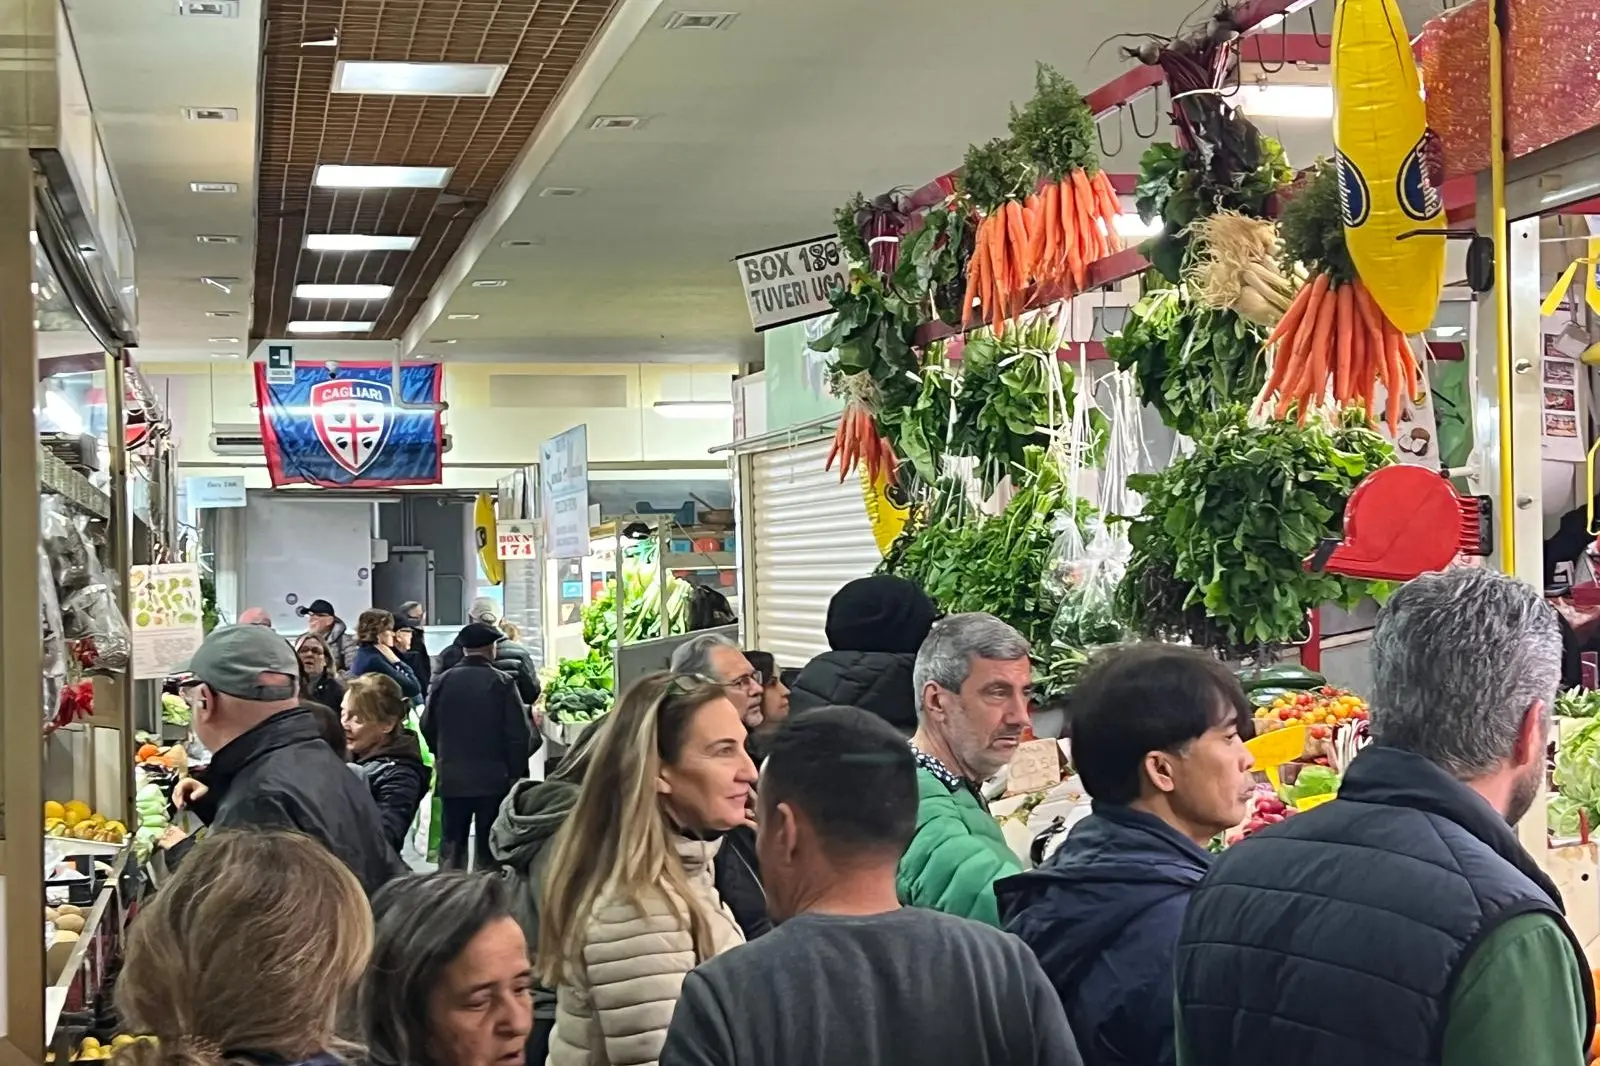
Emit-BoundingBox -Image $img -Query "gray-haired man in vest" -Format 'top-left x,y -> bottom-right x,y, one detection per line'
1174,565 -> 1595,1066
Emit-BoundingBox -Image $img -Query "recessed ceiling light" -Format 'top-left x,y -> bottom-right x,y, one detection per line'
539,187 -> 585,198
178,0 -> 240,16
287,320 -> 376,334
209,352 -> 241,359
500,238 -> 543,248
190,181 -> 238,194
305,233 -> 420,252
588,115 -> 642,131
205,310 -> 239,318
182,107 -> 238,122
314,164 -> 453,189
294,283 -> 394,300
429,338 -> 458,345
332,60 -> 508,97
200,276 -> 239,293
208,336 -> 241,343
470,279 -> 508,288
663,11 -> 738,30
446,313 -> 480,321
196,234 -> 240,244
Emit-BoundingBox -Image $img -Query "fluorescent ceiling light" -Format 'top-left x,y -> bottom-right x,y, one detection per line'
208,336 -> 241,344
1114,213 -> 1164,238
294,283 -> 394,300
1234,83 -> 1333,119
1254,12 -> 1286,30
314,164 -> 453,189
287,320 -> 376,334
333,61 -> 508,97
653,400 -> 733,419
471,279 -> 508,288
190,181 -> 238,194
305,233 -> 420,252
1433,325 -> 1465,338
446,313 -> 480,321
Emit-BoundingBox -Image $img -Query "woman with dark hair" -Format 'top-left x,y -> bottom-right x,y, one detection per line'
361,872 -> 533,1066
344,673 -> 431,852
350,609 -> 422,700
297,632 -> 346,711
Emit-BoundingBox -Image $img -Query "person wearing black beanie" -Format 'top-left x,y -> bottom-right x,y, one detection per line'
787,575 -> 939,733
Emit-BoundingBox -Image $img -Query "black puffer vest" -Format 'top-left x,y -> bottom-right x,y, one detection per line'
1176,746 -> 1594,1066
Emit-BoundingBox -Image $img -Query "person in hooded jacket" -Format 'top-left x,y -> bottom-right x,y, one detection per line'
787,575 -> 938,734
995,643 -> 1256,1066
492,718 -> 609,1066
343,672 -> 431,853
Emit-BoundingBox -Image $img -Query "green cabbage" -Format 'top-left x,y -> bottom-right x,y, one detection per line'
1553,717 -> 1600,836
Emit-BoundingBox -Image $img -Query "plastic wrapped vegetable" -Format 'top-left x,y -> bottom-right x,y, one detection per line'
39,545 -> 66,727
62,582 -> 132,675
1040,510 -> 1089,601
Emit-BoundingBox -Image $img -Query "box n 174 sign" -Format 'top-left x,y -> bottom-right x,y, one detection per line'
496,519 -> 541,560
735,235 -> 847,331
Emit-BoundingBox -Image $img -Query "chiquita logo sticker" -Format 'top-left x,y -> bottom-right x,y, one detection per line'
1395,133 -> 1443,222
1336,152 -> 1371,229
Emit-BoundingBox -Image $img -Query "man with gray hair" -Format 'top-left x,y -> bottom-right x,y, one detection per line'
898,612 -> 1031,927
1175,566 -> 1595,1066
671,631 -> 764,729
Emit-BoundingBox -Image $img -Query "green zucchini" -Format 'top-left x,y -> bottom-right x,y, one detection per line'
1236,664 -> 1326,692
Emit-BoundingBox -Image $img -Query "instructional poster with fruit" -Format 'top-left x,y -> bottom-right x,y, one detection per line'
129,563 -> 203,679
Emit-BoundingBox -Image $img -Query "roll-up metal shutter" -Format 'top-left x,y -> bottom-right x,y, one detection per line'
748,437 -> 882,667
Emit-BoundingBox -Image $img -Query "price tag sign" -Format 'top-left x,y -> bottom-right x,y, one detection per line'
496,519 -> 541,560
734,235 -> 848,331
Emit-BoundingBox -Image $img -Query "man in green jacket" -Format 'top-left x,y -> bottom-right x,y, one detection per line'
898,612 -> 1031,926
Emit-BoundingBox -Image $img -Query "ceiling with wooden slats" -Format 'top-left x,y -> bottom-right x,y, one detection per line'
253,0 -> 619,341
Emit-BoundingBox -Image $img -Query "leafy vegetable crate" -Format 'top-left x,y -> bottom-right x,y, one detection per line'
540,714 -> 600,750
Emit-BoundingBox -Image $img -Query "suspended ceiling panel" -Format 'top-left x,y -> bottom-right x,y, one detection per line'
253,0 -> 620,341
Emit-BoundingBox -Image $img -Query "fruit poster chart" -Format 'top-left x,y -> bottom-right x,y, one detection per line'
129,563 -> 204,679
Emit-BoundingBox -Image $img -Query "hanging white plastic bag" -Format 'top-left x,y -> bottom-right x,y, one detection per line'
39,545 -> 67,727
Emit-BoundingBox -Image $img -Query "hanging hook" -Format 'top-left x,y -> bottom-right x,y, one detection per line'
1308,6 -> 1331,48
1097,107 -> 1125,158
1251,15 -> 1289,75
1129,86 -> 1162,139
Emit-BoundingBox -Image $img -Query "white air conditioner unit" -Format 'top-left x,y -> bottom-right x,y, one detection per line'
207,423 -> 452,456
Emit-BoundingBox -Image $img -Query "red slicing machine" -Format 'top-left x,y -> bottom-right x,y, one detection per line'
1306,465 -> 1494,581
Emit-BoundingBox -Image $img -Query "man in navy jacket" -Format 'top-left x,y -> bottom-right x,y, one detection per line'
996,644 -> 1256,1066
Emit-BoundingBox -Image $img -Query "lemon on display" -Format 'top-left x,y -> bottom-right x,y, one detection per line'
44,801 -> 64,822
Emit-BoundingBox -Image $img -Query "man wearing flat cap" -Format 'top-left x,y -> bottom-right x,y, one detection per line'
166,624 -> 408,895
422,622 -> 537,871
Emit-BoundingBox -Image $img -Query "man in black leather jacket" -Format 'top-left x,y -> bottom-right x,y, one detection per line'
788,575 -> 939,734
164,625 -> 407,895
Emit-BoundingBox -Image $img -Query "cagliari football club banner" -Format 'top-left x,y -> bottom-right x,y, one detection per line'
254,361 -> 444,488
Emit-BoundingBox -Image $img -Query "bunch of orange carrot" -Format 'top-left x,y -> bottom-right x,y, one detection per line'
824,402 -> 899,486
962,168 -> 1123,333
1258,273 -> 1419,435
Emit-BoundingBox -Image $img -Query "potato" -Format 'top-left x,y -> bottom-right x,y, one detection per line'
54,914 -> 85,934
57,904 -> 82,917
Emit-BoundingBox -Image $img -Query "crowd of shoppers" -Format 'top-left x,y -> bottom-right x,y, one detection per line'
123,564 -> 1596,1066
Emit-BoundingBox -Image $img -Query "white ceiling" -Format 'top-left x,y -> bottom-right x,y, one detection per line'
63,0 -> 1451,366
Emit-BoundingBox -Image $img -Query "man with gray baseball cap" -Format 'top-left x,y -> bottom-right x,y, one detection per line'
167,624 -> 408,894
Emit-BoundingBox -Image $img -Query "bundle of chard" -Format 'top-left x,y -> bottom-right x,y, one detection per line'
825,402 -> 899,486
1259,159 -> 1420,434
959,65 -> 1122,333
1187,211 -> 1300,328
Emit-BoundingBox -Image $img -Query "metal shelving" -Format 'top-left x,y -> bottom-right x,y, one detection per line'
38,447 -> 109,519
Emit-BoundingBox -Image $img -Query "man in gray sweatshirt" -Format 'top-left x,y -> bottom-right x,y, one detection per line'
660,706 -> 1082,1066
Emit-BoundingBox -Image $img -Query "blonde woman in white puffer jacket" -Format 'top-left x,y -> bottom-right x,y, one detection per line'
537,672 -> 758,1066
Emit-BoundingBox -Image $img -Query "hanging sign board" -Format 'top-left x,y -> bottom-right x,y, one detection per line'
129,563 -> 205,679
540,425 -> 590,559
734,235 -> 848,331
496,519 -> 542,560
266,344 -> 295,386
186,474 -> 247,509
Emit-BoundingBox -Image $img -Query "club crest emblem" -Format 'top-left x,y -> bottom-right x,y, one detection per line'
310,378 -> 393,475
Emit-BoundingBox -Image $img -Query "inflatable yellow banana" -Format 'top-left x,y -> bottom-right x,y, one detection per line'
1332,0 -> 1445,335
474,492 -> 504,586
861,466 -> 908,557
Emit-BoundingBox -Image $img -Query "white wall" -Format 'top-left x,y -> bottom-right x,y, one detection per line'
141,360 -> 738,490
234,494 -> 375,629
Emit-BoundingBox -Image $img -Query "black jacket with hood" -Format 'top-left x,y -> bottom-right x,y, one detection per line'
996,803 -> 1212,1066
788,574 -> 938,734
491,775 -> 583,1023
169,707 -> 408,896
352,727 -> 431,852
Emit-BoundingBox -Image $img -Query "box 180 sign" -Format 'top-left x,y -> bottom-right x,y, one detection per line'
735,235 -> 847,332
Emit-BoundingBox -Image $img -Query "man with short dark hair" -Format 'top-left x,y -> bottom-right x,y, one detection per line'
997,643 -> 1256,1066
660,707 -> 1082,1066
422,622 -> 535,871
1176,567 -> 1596,1066
168,624 -> 405,894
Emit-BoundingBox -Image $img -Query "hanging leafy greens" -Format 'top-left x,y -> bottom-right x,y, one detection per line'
1133,136 -> 1292,284
1116,406 -> 1394,653
1104,285 -> 1269,437
1008,64 -> 1099,181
